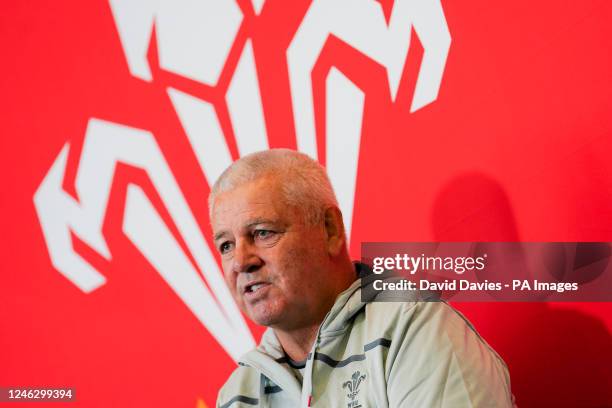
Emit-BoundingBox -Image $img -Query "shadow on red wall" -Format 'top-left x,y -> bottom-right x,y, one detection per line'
432,172 -> 612,408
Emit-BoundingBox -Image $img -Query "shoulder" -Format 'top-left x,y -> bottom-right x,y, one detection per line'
216,363 -> 261,408
366,300 -> 479,334
371,302 -> 513,406
386,302 -> 511,406
365,301 -> 506,366
363,300 -> 419,337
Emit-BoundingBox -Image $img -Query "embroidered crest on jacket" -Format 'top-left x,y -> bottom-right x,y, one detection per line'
342,371 -> 366,408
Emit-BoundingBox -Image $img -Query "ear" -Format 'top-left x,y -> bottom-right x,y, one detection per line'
324,207 -> 346,256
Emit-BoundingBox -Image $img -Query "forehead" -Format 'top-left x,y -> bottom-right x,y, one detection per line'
211,176 -> 296,231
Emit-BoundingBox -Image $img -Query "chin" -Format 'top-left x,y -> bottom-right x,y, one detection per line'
253,317 -> 277,327
248,307 -> 283,327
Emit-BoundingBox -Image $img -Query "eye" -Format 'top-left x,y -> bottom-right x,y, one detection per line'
219,241 -> 234,254
253,229 -> 275,240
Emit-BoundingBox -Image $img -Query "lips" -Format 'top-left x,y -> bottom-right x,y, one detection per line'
243,281 -> 270,294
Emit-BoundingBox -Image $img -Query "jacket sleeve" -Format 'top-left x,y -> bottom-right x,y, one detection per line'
216,365 -> 262,408
386,302 -> 515,407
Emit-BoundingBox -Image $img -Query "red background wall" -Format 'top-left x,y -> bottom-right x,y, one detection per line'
1,1 -> 611,407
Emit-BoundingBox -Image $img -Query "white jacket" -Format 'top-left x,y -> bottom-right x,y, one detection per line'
217,265 -> 514,408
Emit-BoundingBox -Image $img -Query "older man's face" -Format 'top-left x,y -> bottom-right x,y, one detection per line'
211,176 -> 334,330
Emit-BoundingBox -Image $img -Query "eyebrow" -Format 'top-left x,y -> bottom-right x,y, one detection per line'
213,231 -> 229,242
245,217 -> 276,228
213,218 -> 277,242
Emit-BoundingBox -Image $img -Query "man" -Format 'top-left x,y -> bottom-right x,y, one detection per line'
210,149 -> 514,407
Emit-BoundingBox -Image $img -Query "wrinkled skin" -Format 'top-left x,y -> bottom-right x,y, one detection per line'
211,175 -> 341,331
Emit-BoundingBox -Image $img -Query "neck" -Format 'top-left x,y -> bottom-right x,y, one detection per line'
274,325 -> 320,362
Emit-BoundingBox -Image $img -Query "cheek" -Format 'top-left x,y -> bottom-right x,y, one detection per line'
225,272 -> 247,312
276,245 -> 325,293
222,264 -> 239,295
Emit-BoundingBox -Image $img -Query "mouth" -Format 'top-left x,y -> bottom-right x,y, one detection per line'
243,281 -> 271,296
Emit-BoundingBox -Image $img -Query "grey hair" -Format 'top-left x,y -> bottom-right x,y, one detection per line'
208,149 -> 339,225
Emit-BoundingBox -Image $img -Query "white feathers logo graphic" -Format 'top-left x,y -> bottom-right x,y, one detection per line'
33,0 -> 451,361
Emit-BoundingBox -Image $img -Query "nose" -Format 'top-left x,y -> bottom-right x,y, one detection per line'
232,239 -> 263,274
